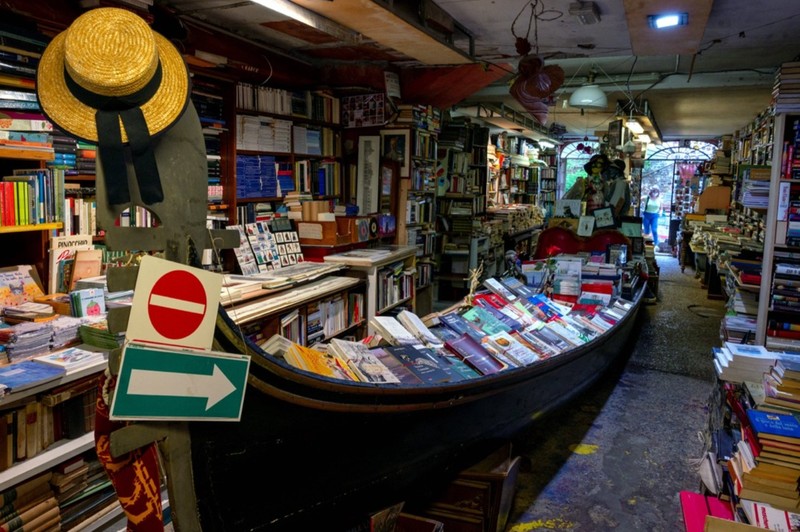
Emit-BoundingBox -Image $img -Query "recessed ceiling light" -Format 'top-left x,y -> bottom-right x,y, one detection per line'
648,13 -> 688,29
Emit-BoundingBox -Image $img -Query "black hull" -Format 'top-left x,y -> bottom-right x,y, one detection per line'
189,290 -> 643,531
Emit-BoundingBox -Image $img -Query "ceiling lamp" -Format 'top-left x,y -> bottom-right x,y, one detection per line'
648,13 -> 688,29
568,85 -> 607,113
626,119 -> 645,134
636,134 -> 651,144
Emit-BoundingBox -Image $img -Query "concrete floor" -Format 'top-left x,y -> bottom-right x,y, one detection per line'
503,252 -> 722,532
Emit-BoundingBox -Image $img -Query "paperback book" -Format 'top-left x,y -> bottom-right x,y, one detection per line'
328,339 -> 401,384
33,345 -> 105,371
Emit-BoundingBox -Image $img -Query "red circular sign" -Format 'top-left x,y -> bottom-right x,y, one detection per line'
147,270 -> 207,340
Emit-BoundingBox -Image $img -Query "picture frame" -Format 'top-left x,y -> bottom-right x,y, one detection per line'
607,119 -> 623,150
554,199 -> 582,218
380,129 -> 410,178
357,135 -> 381,214
630,236 -> 644,255
577,215 -> 595,237
619,216 -> 643,238
548,217 -> 579,232
591,206 -> 616,228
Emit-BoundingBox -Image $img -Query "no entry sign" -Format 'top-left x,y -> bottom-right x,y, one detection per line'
148,270 -> 207,340
127,256 -> 223,350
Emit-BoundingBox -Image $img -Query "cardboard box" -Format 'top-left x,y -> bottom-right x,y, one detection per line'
34,293 -> 71,315
297,219 -> 351,246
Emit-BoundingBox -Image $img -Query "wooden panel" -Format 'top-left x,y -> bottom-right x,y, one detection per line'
292,0 -> 471,65
623,0 -> 713,56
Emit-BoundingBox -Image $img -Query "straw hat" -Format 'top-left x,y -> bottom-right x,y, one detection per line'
36,7 -> 189,143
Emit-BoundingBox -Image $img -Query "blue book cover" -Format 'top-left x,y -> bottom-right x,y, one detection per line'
0,359 -> 65,394
439,312 -> 485,342
747,409 -> 800,439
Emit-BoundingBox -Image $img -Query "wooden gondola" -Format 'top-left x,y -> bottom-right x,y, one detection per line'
182,232 -> 646,531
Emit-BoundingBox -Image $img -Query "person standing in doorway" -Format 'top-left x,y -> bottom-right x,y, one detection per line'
642,187 -> 663,249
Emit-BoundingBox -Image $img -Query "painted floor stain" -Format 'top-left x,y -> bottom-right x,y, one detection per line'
569,443 -> 599,455
507,517 -> 575,531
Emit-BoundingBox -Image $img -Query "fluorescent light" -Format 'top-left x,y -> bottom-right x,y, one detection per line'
636,134 -> 651,144
648,13 -> 688,29
538,140 -> 556,149
626,119 -> 644,135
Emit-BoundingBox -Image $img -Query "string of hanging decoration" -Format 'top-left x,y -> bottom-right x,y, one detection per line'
509,0 -> 565,125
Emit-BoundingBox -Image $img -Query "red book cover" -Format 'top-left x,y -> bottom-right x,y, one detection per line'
3,182 -> 14,226
472,292 -> 507,309
444,334 -> 506,376
579,282 -> 614,294
767,328 -> 800,339
679,491 -> 734,532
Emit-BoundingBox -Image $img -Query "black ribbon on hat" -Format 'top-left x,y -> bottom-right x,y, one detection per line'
64,63 -> 164,205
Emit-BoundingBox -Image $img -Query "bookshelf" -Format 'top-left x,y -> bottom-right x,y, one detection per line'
755,112 -> 800,347
323,245 -> 417,336
435,123 -> 490,301
393,106 -> 441,317
224,274 -> 367,346
233,83 -> 343,225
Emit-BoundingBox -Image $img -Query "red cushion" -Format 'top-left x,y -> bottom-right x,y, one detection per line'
533,226 -> 632,260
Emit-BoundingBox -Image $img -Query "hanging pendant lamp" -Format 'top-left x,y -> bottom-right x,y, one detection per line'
568,84 -> 607,110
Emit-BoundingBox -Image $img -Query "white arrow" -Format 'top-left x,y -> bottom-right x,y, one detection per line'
127,365 -> 237,410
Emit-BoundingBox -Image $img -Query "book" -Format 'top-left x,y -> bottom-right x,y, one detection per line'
328,339 -> 401,384
67,248 -> 103,291
678,490 -> 734,532
369,315 -> 418,347
371,347 -> 423,384
0,361 -> 65,395
748,409 -> 800,444
461,306 -> 512,335
69,287 -> 105,317
284,343 -> 354,381
482,331 -> 541,366
438,311 -> 486,342
385,345 -> 452,384
397,309 -> 442,347
0,265 -> 44,307
32,345 -> 105,371
444,334 -> 506,376
739,497 -> 800,529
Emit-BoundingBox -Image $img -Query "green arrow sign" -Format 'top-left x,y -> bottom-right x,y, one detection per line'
110,341 -> 250,421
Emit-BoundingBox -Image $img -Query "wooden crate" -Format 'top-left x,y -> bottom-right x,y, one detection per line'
422,443 -> 521,532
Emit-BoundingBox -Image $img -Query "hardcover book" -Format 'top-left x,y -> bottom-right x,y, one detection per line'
371,347 -> 423,385
385,345 -> 452,384
444,334 -> 506,376
462,306 -> 512,335
438,311 -> 486,342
